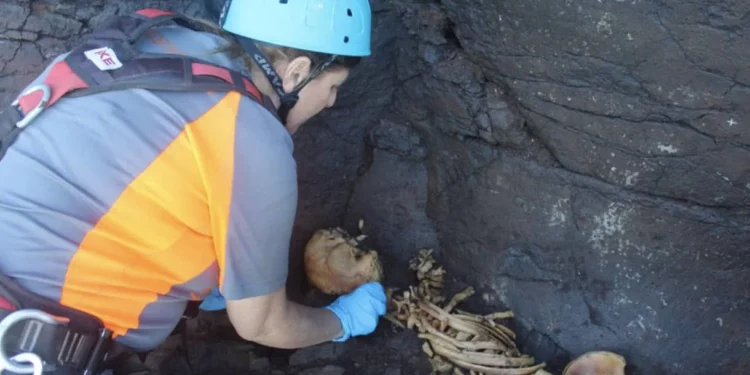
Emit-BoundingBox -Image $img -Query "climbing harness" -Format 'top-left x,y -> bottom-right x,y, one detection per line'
0,8 -> 279,374
0,8 -> 279,162
0,273 -> 113,375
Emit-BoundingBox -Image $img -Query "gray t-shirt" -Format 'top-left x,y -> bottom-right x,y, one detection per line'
0,24 -> 297,351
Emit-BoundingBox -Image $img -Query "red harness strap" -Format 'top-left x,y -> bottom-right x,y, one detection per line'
17,62 -> 265,117
0,296 -> 16,311
16,61 -> 89,116
135,9 -> 175,18
13,8 -> 269,121
192,63 -> 263,102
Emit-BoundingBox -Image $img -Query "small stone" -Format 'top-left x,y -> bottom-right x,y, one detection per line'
368,119 -> 428,161
87,4 -> 119,29
24,13 -> 82,38
4,42 -> 43,75
320,365 -> 346,375
298,365 -> 346,375
289,343 -> 346,367
37,38 -> 68,59
488,107 -> 515,131
0,40 -> 21,63
249,357 -> 270,371
0,3 -> 29,30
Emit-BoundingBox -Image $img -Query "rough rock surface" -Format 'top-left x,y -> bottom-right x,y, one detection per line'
2,1 -> 749,375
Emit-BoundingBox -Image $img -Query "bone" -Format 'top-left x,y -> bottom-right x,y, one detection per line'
562,351 -> 627,375
384,314 -> 406,329
419,302 -> 514,349
386,249 -> 549,375
447,357 -> 546,375
420,325 -> 506,351
427,339 -> 537,369
444,286 -> 476,313
304,227 -> 382,294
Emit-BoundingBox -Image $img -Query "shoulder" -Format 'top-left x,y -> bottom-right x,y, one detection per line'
134,24 -> 242,72
231,95 -> 296,181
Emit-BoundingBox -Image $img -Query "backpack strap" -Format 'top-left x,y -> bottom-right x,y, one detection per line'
2,8 -> 278,163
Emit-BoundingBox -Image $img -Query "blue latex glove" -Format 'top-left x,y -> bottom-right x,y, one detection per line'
199,287 -> 227,311
324,282 -> 387,342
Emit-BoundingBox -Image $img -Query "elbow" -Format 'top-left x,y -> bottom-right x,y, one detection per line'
232,313 -> 278,344
225,287 -> 293,347
228,306 -> 287,348
235,324 -> 266,343
236,327 -> 294,349
227,304 -> 273,343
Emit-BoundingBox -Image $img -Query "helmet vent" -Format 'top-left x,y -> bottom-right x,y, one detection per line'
344,36 -> 350,43
347,8 -> 353,16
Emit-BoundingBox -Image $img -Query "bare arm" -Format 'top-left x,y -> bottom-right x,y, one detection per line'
226,286 -> 343,349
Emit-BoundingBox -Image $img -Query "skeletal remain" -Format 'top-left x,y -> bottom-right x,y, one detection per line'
304,227 -> 383,295
306,227 -> 624,375
387,249 -> 548,375
444,286 -> 475,313
562,351 -> 626,375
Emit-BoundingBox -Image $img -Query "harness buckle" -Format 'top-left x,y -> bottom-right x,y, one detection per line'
11,84 -> 51,129
0,353 -> 44,375
0,309 -> 62,374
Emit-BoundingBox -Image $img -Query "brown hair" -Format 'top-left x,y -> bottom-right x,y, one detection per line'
186,16 -> 360,75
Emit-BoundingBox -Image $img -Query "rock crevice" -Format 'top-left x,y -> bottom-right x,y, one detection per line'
1,1 -> 748,374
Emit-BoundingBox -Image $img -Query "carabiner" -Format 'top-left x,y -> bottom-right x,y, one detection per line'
10,84 -> 51,129
0,353 -> 43,375
0,309 -> 58,374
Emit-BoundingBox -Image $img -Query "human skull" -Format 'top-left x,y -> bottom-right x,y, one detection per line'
304,227 -> 383,295
562,351 -> 626,375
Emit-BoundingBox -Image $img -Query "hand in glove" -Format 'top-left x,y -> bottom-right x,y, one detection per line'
324,282 -> 387,342
199,287 -> 226,311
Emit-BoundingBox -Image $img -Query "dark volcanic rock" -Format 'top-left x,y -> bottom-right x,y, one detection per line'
344,119 -> 438,281
296,365 -> 346,375
374,1 -> 749,374
439,0 -> 750,208
1,1 -> 749,375
289,343 -> 347,367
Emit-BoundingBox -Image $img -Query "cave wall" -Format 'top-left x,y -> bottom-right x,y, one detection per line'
346,1 -> 750,374
1,1 -> 749,375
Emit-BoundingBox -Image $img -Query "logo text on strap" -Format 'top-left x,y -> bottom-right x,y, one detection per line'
84,47 -> 123,71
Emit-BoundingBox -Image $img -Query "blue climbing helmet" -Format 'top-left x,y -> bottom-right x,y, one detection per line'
217,0 -> 373,123
220,0 -> 372,57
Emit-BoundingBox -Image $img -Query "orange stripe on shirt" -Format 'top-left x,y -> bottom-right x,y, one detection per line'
60,92 -> 241,336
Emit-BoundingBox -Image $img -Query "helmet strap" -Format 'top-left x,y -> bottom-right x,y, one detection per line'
239,37 -> 338,124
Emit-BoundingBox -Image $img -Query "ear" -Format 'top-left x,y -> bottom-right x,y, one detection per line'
281,56 -> 312,94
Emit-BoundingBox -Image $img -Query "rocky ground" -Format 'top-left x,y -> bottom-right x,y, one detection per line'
146,309 -> 434,375
1,0 -> 749,374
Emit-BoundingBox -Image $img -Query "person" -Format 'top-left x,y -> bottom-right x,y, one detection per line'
0,0 -> 386,372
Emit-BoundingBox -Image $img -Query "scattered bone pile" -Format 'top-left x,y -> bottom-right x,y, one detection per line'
386,249 -> 549,375
303,225 -> 626,374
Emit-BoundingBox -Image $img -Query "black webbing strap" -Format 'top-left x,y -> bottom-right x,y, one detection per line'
0,274 -> 103,333
233,35 -> 337,123
0,273 -> 111,374
0,106 -> 23,161
53,9 -> 279,117
1,321 -> 99,372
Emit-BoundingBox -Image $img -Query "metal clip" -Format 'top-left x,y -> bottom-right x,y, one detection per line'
0,309 -> 59,374
0,353 -> 43,375
11,84 -> 51,129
